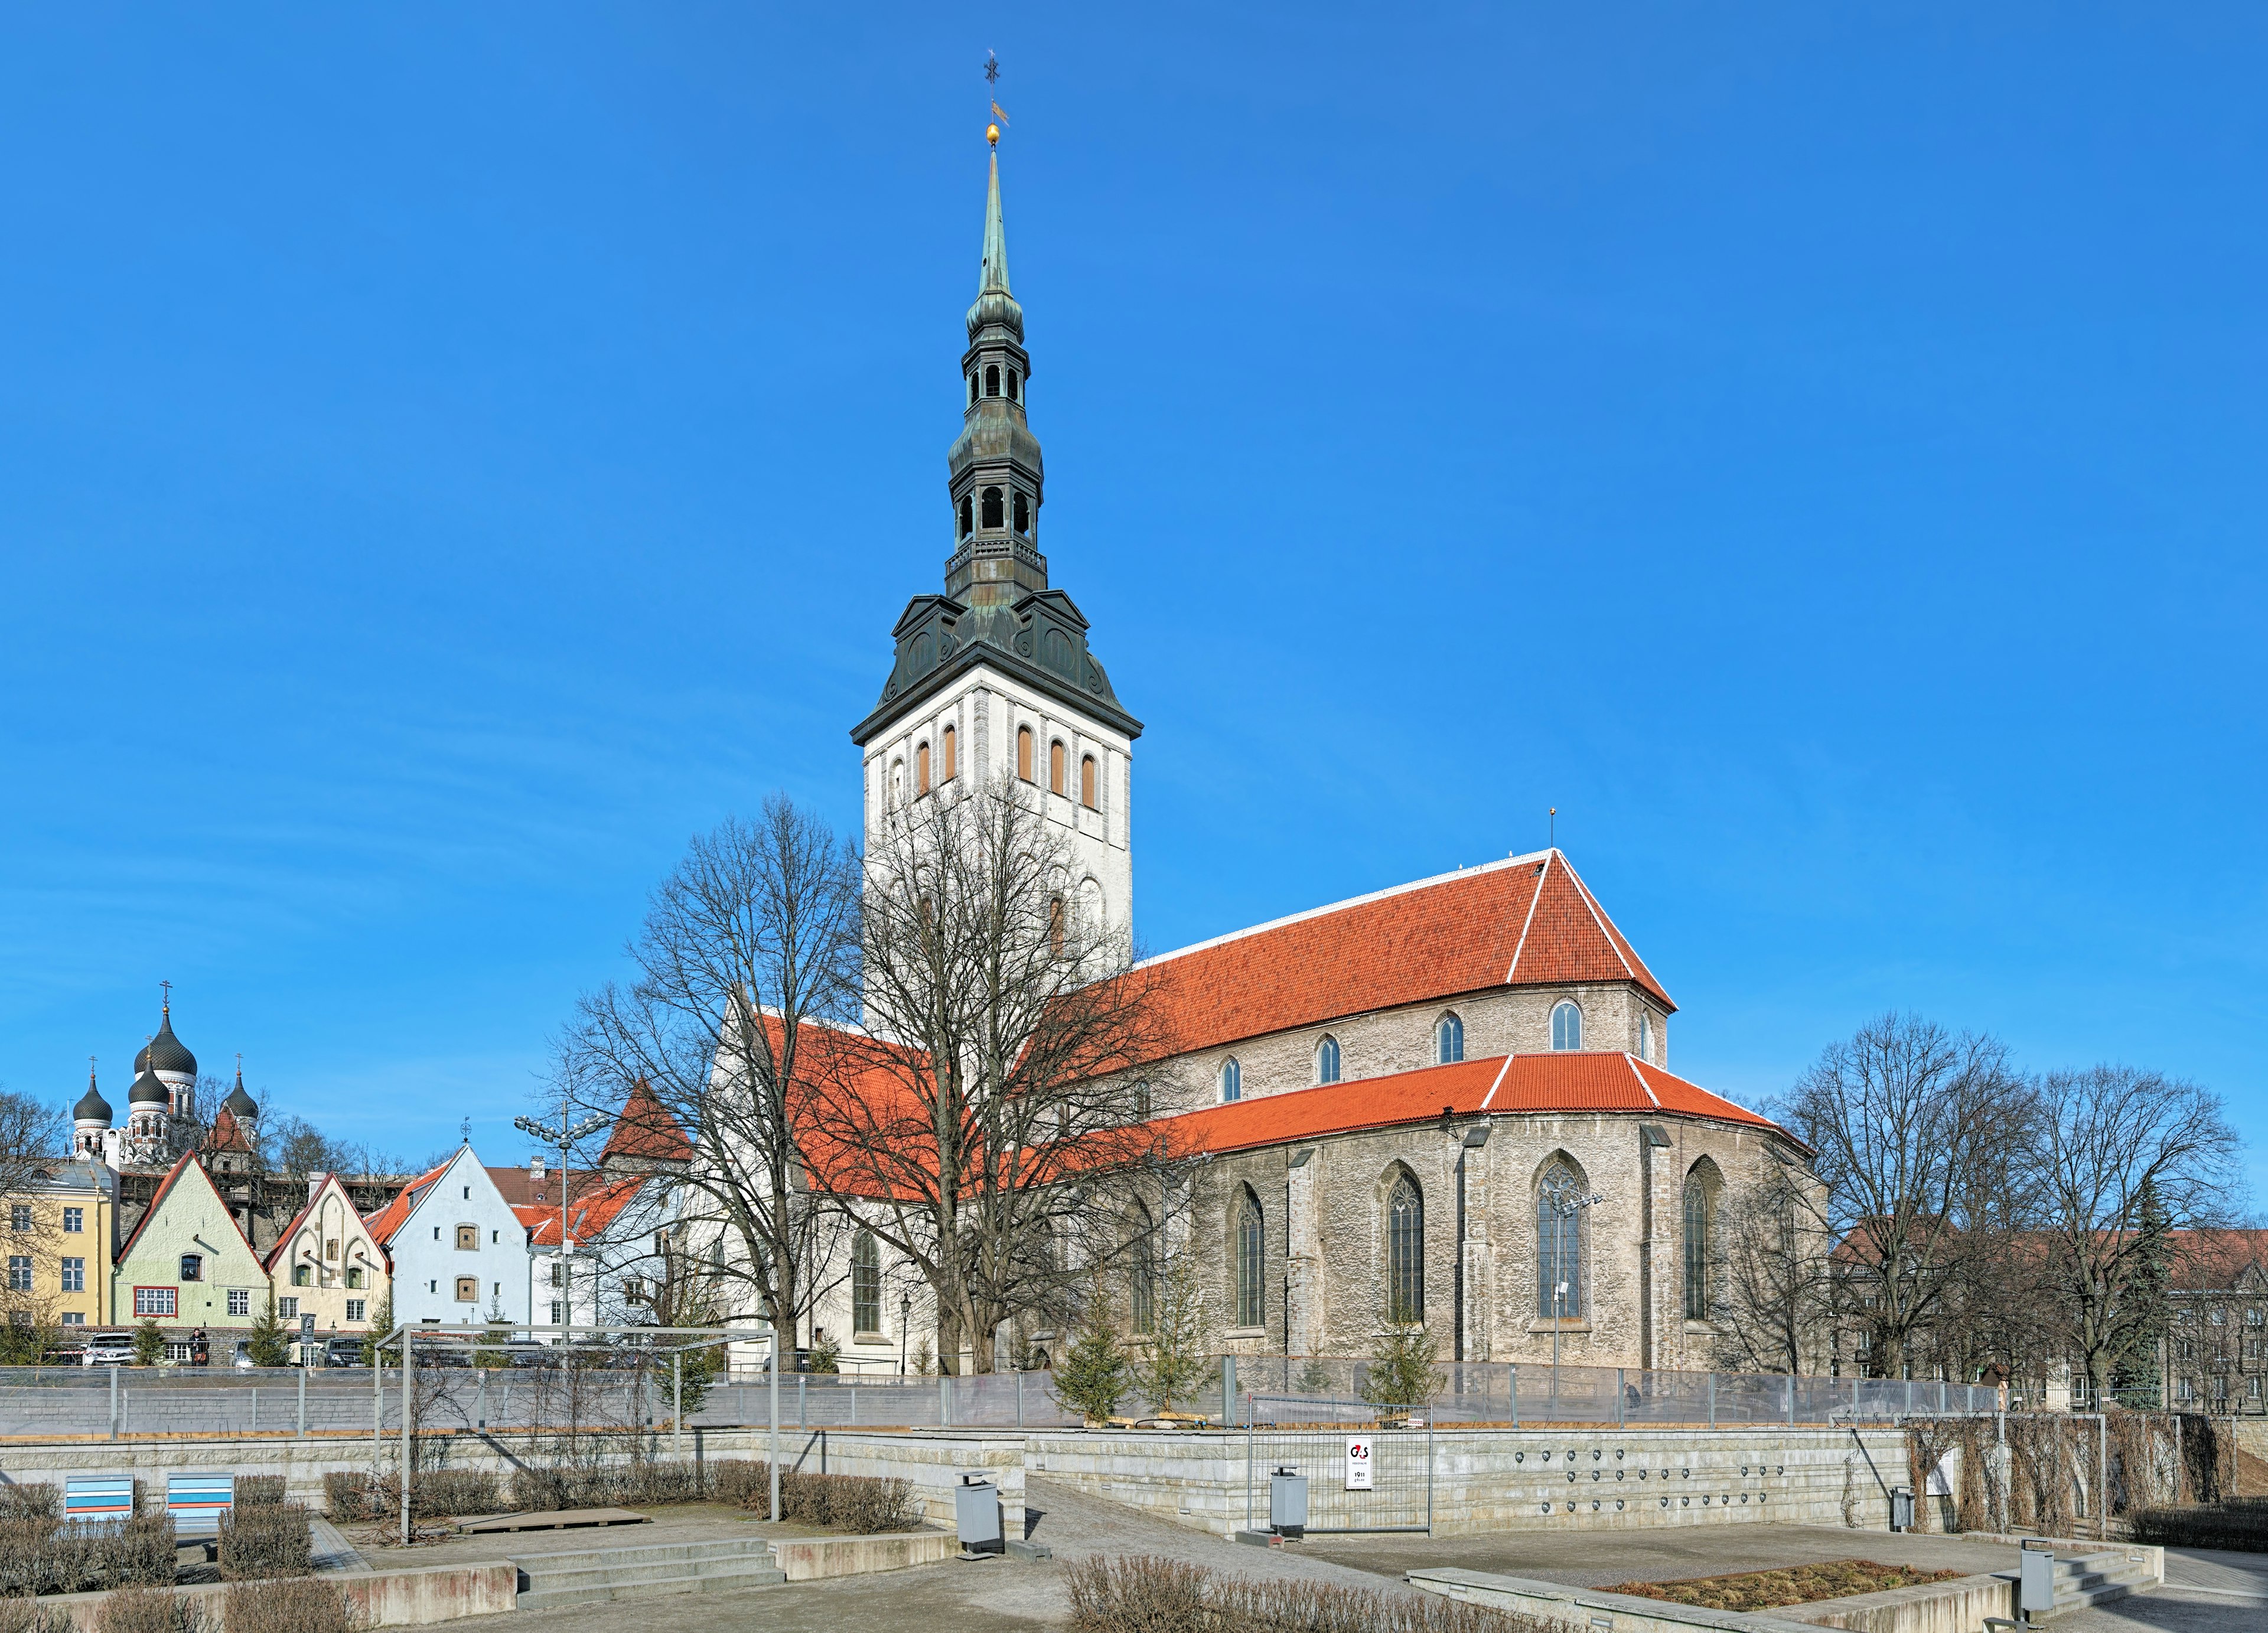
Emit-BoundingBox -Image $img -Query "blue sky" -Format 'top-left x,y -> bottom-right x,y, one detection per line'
2,6 -> 2263,1198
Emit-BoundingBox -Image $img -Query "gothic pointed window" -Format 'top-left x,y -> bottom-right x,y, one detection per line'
1049,739 -> 1066,794
1016,725 -> 1034,781
1315,1035 -> 1341,1086
1387,1172 -> 1424,1323
959,494 -> 973,537
852,1232 -> 881,1335
1436,1012 -> 1464,1064
1537,1161 -> 1585,1319
1234,1188 -> 1265,1329
1048,896 -> 1066,956
1130,1204 -> 1156,1334
1080,754 -> 1098,809
941,725 -> 957,782
985,364 -> 999,397
1551,1000 -> 1583,1051
982,487 -> 1004,529
915,741 -> 931,796
1013,490 -> 1030,533
1683,1169 -> 1714,1321
1219,1057 -> 1240,1103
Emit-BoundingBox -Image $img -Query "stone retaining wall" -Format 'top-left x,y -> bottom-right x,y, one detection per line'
37,1562 -> 519,1630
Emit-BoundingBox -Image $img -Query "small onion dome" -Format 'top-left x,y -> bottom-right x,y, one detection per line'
134,1005 -> 197,1078
74,1072 -> 112,1126
223,1068 -> 257,1120
128,1062 -> 170,1105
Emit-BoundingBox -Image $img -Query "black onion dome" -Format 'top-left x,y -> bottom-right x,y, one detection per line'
223,1071 -> 257,1120
128,1063 -> 170,1105
74,1074 -> 112,1125
134,1008 -> 197,1077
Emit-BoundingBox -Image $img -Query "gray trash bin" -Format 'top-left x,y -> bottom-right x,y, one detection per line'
2019,1546 -> 2055,1619
1889,1487 -> 1914,1532
1268,1468 -> 1308,1540
955,1474 -> 1002,1555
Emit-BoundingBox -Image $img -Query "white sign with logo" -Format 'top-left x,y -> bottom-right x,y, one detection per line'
1344,1436 -> 1374,1491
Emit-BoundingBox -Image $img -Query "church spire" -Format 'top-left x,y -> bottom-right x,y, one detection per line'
979,142 -> 1011,298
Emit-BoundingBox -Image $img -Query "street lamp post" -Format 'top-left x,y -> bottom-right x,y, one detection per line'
899,1291 -> 912,1378
1546,1189 -> 1605,1380
513,1108 -> 608,1341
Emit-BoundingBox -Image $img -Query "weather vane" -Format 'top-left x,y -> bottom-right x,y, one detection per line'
984,50 -> 1009,145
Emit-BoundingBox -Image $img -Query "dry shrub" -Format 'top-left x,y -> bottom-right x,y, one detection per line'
93,1586 -> 203,1633
1065,1555 -> 1541,1632
323,1469 -> 498,1522
0,1487 -> 57,1520
1604,1562 -> 1961,1612
726,1465 -> 921,1534
0,1599 -> 73,1633
2127,1500 -> 2268,1553
708,1461 -> 767,1508
231,1478 -> 285,1510
0,1515 -> 175,1597
509,1462 -> 707,1513
221,1577 -> 367,1633
217,1506 -> 311,1581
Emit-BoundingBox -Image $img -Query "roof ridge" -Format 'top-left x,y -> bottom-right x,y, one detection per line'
1504,849 -> 1554,983
1622,1051 -> 1661,1109
1560,857 -> 1637,983
1136,850 -> 1553,970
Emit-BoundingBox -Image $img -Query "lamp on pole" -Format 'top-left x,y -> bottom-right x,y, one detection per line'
513,1109 -> 608,1341
899,1290 -> 912,1378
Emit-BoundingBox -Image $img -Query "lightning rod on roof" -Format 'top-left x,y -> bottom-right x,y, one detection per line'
1549,807 -> 1556,849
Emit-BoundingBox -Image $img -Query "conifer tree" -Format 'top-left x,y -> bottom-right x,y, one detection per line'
1366,1323 -> 1442,1409
246,1291 -> 291,1368
1129,1255 -> 1206,1415
1053,1283 -> 1130,1425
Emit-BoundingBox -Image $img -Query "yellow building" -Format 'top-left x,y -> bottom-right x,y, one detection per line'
2,1161 -> 118,1338
263,1172 -> 387,1347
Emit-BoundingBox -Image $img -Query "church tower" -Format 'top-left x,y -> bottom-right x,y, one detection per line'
851,131 -> 1140,934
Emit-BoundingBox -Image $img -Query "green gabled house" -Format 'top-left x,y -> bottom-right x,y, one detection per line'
112,1146 -> 271,1345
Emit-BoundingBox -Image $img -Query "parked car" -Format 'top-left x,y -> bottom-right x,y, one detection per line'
322,1337 -> 366,1367
81,1332 -> 136,1367
231,1342 -> 258,1371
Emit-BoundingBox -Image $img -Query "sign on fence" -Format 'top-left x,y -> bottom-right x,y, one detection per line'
1344,1436 -> 1373,1491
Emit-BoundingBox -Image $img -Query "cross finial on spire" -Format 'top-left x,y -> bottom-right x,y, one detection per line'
159,979 -> 172,1018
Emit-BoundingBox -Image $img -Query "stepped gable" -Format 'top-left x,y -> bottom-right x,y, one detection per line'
1138,849 -> 1673,1060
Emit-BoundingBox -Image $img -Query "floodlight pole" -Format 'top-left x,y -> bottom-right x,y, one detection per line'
768,1317 -> 781,1522
516,1108 -> 608,1339
399,1326 -> 413,1547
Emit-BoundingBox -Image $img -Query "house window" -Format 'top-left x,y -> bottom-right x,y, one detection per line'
1013,489 -> 1030,532
9,1205 -> 30,1231
5,1256 -> 28,1292
1079,754 -> 1098,809
292,1264 -> 312,1287
1016,726 -> 1034,781
1683,1174 -> 1713,1321
1436,1012 -> 1464,1065
227,1289 -> 250,1318
179,1254 -> 203,1283
462,1187 -> 471,1200
63,1207 -> 83,1234
1315,1035 -> 1341,1086
454,1277 -> 479,1303
852,1232 -> 882,1335
325,1239 -> 340,1260
1050,739 -> 1067,794
916,741 -> 931,796
1234,1189 -> 1265,1329
61,1312 -> 83,1326
346,1299 -> 365,1323
135,1286 -> 177,1318
346,1267 -> 365,1290
1550,1000 -> 1583,1051
549,1261 -> 562,1289
982,485 -> 1004,527
60,1257 -> 85,1293
1639,1012 -> 1654,1062
279,1297 -> 299,1320
1220,1057 -> 1241,1103
941,725 -> 957,782
1130,1207 -> 1156,1335
1537,1162 -> 1586,1319
550,1301 -> 565,1325
1387,1174 -> 1424,1324
456,1225 -> 478,1251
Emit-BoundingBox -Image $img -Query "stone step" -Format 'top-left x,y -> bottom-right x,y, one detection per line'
515,1536 -> 777,1576
513,1536 -> 786,1606
515,1565 -> 788,1610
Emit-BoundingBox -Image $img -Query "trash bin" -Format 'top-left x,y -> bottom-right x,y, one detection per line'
1268,1468 -> 1308,1540
1889,1487 -> 1914,1532
954,1474 -> 1002,1555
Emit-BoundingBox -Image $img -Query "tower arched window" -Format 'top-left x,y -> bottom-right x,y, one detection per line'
1537,1160 -> 1586,1319
985,364 -> 1000,397
982,486 -> 1004,529
1387,1172 -> 1424,1323
940,725 -> 957,783
959,494 -> 973,537
1683,1169 -> 1715,1322
1436,1012 -> 1464,1065
1234,1188 -> 1265,1329
1016,726 -> 1034,781
852,1231 -> 882,1335
967,373 -> 978,406
889,760 -> 904,807
1080,753 -> 1099,809
1315,1035 -> 1341,1086
1219,1057 -> 1241,1103
1550,1000 -> 1583,1051
1013,490 -> 1030,533
1639,1012 -> 1654,1063
1048,896 -> 1066,957
915,741 -> 930,796
1006,368 -> 1019,402
1130,1203 -> 1156,1334
1049,739 -> 1067,794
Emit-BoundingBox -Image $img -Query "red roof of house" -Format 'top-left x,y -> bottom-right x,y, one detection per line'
364,1157 -> 455,1250
206,1106 -> 255,1155
522,1176 -> 654,1248
602,1079 -> 693,1166
1140,1051 -> 1784,1161
1135,849 -> 1673,1061
2169,1229 -> 2268,1290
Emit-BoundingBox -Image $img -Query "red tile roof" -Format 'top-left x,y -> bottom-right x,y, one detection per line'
364,1157 -> 455,1250
602,1079 -> 693,1166
487,1165 -> 598,1209
523,1176 -> 653,1247
1135,850 -> 1672,1061
2168,1229 -> 2268,1291
206,1106 -> 255,1155
1140,1051 -> 1784,1161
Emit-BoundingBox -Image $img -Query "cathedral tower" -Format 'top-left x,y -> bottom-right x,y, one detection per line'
852,131 -> 1140,934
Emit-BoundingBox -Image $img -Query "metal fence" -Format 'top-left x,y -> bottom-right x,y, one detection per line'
1242,1426 -> 1433,1534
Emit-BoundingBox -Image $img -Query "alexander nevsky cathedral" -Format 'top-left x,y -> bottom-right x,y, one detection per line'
802,127 -> 1808,1376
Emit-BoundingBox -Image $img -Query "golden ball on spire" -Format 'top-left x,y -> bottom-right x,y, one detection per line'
986,122 -> 1000,146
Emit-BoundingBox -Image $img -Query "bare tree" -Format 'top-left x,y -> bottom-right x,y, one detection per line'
0,1089 -> 64,1194
558,796 -> 862,1355
804,777 -> 1170,1374
2028,1065 -> 2240,1407
1712,1156 -> 1832,1374
1776,1013 -> 2033,1379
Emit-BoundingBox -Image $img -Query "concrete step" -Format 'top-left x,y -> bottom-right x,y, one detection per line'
516,1567 -> 788,1610
513,1536 -> 786,1608
516,1536 -> 777,1576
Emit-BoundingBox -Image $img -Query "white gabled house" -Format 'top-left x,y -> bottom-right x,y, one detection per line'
367,1145 -> 530,1329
